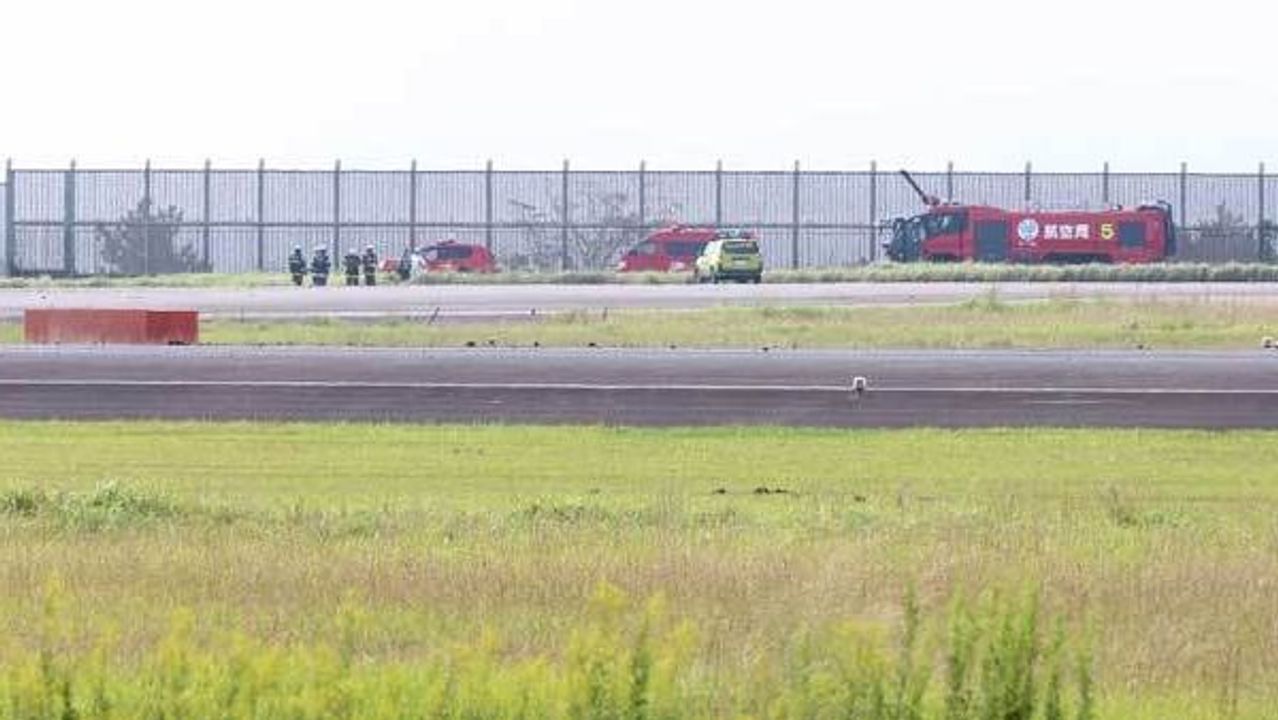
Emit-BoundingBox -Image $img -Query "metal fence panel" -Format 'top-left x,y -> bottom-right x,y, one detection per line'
418,172 -> 485,227
798,228 -> 876,267
645,172 -> 715,226
206,228 -> 259,273
152,171 -> 205,223
878,171 -> 947,221
263,171 -> 331,223
721,171 -> 792,226
801,172 -> 870,225
568,172 -> 641,226
1109,173 -> 1180,213
1187,174 -> 1258,226
3,163 -> 1275,274
488,227 -> 554,271
1178,174 -> 1260,262
14,227 -> 62,273
952,173 -> 1026,211
77,171 -> 143,223
1031,174 -> 1107,211
343,171 -> 410,224
15,171 -> 64,222
264,228 -> 332,272
0,183 -> 6,276
753,227 -> 794,269
207,171 -> 257,223
492,171 -> 561,226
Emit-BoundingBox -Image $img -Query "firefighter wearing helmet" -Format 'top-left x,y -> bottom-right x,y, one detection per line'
309,247 -> 331,286
287,245 -> 307,286
342,248 -> 361,286
362,245 -> 378,286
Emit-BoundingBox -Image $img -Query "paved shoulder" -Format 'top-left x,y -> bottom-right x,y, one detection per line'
3,282 -> 1277,319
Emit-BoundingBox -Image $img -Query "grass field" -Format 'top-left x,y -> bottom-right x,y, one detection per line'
182,296 -> 1278,350
3,262 -> 1278,289
3,295 -> 1276,350
1,422 -> 1276,717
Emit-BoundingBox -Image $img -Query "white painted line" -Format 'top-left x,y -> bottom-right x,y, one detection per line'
0,379 -> 1275,395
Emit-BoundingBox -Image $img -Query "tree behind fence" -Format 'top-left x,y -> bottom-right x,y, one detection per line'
2,161 -> 1273,276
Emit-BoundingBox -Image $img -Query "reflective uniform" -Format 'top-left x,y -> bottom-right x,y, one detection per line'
310,249 -> 331,286
362,247 -> 378,286
342,250 -> 361,286
287,248 -> 307,286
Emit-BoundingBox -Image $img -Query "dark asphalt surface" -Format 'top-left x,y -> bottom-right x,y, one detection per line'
3,282 -> 1277,320
1,347 -> 1275,427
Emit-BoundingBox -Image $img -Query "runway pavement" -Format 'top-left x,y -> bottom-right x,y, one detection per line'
1,346 -> 1274,427
3,282 -> 1277,320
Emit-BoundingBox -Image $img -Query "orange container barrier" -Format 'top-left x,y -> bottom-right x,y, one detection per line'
24,309 -> 199,345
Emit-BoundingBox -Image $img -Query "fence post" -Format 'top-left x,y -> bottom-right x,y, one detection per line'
484,159 -> 494,254
791,160 -> 801,269
1023,161 -> 1032,205
945,160 -> 954,201
63,160 -> 76,276
256,158 -> 265,272
560,159 -> 570,271
1102,161 -> 1110,205
201,159 -> 211,270
332,159 -> 342,259
868,161 -> 878,263
638,160 -> 646,230
143,159 -> 152,275
408,159 -> 418,252
714,160 -> 723,226
4,159 -> 14,275
1178,162 -> 1188,233
1259,162 -> 1268,262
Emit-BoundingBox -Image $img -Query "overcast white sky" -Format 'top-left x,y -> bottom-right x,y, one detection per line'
1,0 -> 1274,171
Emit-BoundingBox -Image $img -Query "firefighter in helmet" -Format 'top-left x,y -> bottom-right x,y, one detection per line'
362,245 -> 378,286
342,248 -> 361,286
310,246 -> 331,287
287,245 -> 307,286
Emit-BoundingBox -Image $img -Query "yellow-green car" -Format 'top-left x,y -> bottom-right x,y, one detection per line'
693,235 -> 764,284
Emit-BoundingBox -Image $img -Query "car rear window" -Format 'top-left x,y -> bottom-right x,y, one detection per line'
431,245 -> 473,260
723,241 -> 758,254
662,241 -> 707,257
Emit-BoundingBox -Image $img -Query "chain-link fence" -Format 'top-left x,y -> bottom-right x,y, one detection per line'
2,160 -> 1273,276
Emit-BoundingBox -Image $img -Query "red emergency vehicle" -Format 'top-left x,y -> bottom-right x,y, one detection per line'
885,171 -> 1176,264
381,240 -> 498,278
617,226 -> 753,272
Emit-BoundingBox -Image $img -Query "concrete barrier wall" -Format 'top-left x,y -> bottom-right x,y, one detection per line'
24,309 -> 199,345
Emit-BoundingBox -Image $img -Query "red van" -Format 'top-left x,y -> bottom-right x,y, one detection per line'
616,226 -> 720,272
381,241 -> 498,279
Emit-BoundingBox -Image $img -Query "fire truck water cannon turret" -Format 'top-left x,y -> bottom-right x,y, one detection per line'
899,170 -> 941,207
883,169 -> 1177,266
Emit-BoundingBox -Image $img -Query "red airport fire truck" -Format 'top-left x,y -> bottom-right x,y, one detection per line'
885,171 -> 1176,264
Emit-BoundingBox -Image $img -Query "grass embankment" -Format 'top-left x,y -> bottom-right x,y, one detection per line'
192,296 -> 1278,349
3,262 -> 1278,288
1,422 -> 1275,717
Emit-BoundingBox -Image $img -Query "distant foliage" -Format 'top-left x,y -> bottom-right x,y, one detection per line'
505,191 -> 646,271
1180,204 -> 1270,262
94,197 -> 209,275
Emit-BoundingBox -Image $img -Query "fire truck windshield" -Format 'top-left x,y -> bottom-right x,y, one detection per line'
923,212 -> 966,238
887,211 -> 966,262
